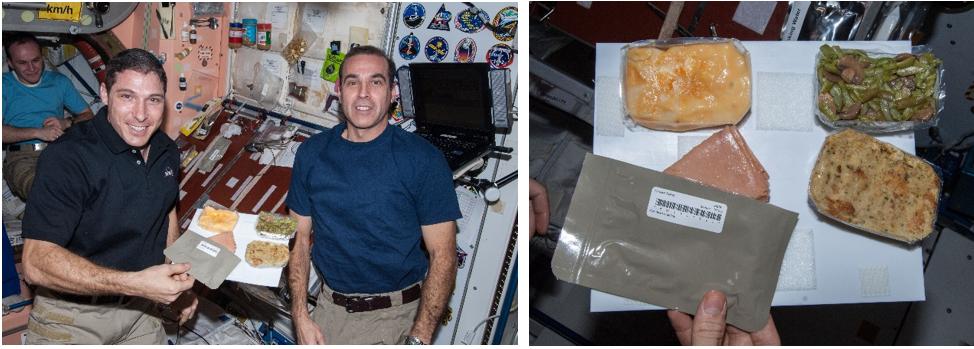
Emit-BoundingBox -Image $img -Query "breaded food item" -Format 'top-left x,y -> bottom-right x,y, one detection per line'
207,232 -> 236,253
808,129 -> 940,242
664,125 -> 770,202
245,241 -> 290,268
625,41 -> 751,131
199,206 -> 238,233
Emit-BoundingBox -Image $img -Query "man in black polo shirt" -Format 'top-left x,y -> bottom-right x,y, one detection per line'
20,49 -> 197,344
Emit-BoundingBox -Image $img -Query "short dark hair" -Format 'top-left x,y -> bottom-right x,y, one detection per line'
104,49 -> 167,93
337,45 -> 396,88
4,32 -> 42,59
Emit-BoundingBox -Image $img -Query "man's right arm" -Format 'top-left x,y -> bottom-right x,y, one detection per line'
22,238 -> 194,304
288,212 -> 325,345
2,123 -> 62,144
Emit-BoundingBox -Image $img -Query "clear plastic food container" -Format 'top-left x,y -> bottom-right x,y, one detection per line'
813,45 -> 945,133
621,38 -> 752,132
255,211 -> 297,240
807,129 -> 942,244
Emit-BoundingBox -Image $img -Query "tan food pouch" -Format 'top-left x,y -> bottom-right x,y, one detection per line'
552,154 -> 798,332
164,230 -> 241,289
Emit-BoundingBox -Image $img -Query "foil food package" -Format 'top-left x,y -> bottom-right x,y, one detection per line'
552,154 -> 798,332
800,1 -> 866,41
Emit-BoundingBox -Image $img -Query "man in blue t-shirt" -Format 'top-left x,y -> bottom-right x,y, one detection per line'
287,45 -> 462,345
3,32 -> 94,200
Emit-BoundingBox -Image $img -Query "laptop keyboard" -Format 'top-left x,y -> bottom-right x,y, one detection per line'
419,134 -> 480,163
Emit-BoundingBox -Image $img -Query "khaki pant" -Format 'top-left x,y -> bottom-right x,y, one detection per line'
25,288 -> 166,345
312,281 -> 421,345
2,149 -> 41,201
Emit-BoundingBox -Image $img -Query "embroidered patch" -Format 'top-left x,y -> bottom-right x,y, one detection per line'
425,36 -> 449,63
427,4 -> 452,31
455,8 -> 486,33
398,32 -> 420,60
492,6 -> 518,42
487,43 -> 514,69
402,3 -> 426,29
454,37 -> 477,63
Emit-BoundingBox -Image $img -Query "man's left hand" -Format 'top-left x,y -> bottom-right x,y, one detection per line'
170,290 -> 198,326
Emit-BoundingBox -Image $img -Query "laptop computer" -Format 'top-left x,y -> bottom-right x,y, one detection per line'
404,63 -> 495,172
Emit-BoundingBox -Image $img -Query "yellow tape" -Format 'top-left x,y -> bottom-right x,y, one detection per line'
38,2 -> 82,22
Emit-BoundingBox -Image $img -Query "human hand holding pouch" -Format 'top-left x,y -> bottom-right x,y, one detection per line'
551,154 -> 798,332
164,230 -> 241,289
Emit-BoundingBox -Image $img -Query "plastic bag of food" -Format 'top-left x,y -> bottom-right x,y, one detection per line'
621,38 -> 752,132
813,44 -> 945,133
255,211 -> 297,240
807,129 -> 942,243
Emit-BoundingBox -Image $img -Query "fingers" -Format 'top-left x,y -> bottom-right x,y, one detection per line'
667,309 -> 693,346
295,316 -> 325,345
529,179 -> 550,237
725,323 -> 754,346
690,290 -> 728,346
169,262 -> 192,274
177,295 -> 199,326
749,314 -> 782,346
42,117 -> 59,128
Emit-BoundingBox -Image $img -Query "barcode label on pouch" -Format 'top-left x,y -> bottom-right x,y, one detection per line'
647,187 -> 727,233
196,240 -> 220,258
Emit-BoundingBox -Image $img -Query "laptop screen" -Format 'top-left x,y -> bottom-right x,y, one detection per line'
409,63 -> 494,132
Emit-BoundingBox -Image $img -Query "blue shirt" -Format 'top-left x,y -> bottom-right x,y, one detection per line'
2,70 -> 89,145
287,123 -> 462,294
22,108 -> 179,272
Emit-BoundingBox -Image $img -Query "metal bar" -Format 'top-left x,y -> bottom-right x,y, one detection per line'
647,2 -> 692,38
2,2 -> 46,10
687,1 -> 707,34
60,60 -> 99,97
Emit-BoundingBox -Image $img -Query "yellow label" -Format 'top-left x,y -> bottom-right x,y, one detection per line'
38,2 -> 82,21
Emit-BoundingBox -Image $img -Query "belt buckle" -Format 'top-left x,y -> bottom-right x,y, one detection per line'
344,295 -> 376,313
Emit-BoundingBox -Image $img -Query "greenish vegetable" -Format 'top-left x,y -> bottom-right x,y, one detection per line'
256,211 -> 298,237
819,102 -> 837,121
817,46 -> 941,124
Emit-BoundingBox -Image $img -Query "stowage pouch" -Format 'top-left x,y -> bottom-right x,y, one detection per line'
552,154 -> 799,332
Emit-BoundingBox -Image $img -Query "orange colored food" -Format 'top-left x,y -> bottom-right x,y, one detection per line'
625,42 -> 751,131
198,206 -> 238,233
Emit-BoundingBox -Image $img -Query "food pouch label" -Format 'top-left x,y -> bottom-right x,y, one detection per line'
647,187 -> 727,234
196,241 -> 220,258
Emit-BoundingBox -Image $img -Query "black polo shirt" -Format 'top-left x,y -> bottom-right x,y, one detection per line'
22,108 -> 179,272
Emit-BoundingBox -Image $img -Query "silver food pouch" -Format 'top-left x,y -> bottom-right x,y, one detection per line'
552,154 -> 799,332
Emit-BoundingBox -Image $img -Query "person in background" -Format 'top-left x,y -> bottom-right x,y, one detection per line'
20,48 -> 196,344
3,32 -> 94,201
287,45 -> 461,345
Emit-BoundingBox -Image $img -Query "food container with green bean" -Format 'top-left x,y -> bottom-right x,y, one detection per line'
255,211 -> 297,240
814,44 -> 945,133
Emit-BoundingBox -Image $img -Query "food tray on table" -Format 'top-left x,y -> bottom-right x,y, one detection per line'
189,208 -> 289,287
591,40 -> 926,311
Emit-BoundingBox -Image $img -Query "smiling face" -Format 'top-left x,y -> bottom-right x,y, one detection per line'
99,70 -> 166,157
7,41 -> 44,85
337,53 -> 396,141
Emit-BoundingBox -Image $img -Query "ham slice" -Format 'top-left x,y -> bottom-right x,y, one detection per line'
207,231 -> 237,253
663,125 -> 770,202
